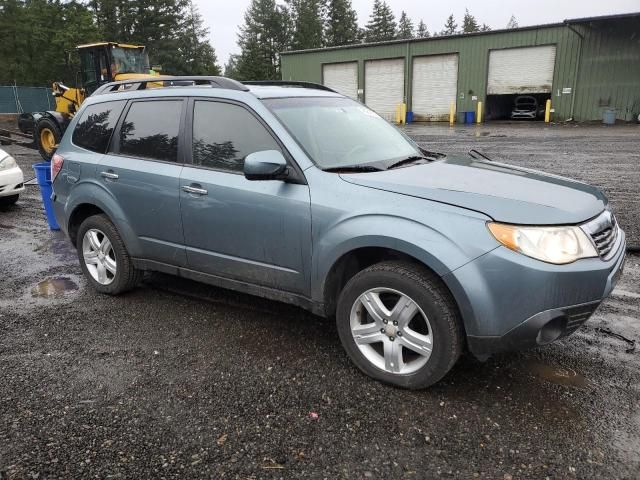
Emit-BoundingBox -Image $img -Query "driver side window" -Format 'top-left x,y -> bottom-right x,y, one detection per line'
192,101 -> 281,173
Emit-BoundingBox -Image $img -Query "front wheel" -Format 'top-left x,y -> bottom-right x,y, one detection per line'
35,117 -> 62,161
77,214 -> 141,295
336,261 -> 464,389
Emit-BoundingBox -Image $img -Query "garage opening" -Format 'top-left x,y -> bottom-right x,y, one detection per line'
486,45 -> 556,121
485,93 -> 551,121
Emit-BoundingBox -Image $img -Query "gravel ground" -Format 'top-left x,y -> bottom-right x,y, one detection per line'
1,124 -> 639,479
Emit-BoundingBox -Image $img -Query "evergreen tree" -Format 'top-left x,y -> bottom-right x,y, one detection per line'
0,0 -> 221,85
462,8 -> 479,33
364,0 -> 396,42
235,0 -> 291,80
506,15 -> 518,29
416,20 -> 430,38
0,0 -> 100,86
224,54 -> 240,79
396,11 -> 414,39
289,0 -> 325,50
325,0 -> 359,46
441,14 -> 458,36
175,1 -> 220,75
89,0 -> 220,75
480,23 -> 491,31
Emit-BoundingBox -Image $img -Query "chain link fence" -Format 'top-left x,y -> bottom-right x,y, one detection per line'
0,86 -> 53,113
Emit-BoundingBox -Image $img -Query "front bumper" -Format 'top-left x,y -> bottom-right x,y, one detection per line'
0,166 -> 25,197
444,227 -> 626,357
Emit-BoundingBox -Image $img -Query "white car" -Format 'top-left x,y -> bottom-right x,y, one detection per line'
0,148 -> 24,206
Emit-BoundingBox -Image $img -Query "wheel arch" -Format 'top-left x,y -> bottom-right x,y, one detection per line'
65,185 -> 141,256
39,111 -> 71,134
318,238 -> 465,321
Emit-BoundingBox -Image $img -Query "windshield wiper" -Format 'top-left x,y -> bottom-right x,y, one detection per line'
323,165 -> 384,173
386,155 -> 430,170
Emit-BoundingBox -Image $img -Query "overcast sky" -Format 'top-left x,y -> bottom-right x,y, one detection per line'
194,0 -> 640,66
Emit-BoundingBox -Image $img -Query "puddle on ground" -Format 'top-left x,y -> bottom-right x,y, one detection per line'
31,277 -> 78,298
525,361 -> 589,389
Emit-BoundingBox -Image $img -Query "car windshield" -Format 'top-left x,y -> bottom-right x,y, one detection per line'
263,96 -> 422,170
110,47 -> 150,75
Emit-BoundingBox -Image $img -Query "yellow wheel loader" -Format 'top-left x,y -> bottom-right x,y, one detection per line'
16,42 -> 161,160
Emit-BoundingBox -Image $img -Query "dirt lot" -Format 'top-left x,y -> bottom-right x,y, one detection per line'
1,123 -> 639,479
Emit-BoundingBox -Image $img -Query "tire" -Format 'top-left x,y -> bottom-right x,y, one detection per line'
0,194 -> 19,206
336,261 -> 464,389
35,117 -> 62,161
76,214 -> 141,295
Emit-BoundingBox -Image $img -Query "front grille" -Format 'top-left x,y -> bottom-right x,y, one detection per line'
582,210 -> 619,260
591,224 -> 617,257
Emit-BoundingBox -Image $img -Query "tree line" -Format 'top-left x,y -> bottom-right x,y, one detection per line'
228,0 -> 513,81
0,0 -> 219,86
0,0 -> 520,87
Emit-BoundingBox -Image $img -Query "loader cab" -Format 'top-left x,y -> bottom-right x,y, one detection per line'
78,42 -> 151,94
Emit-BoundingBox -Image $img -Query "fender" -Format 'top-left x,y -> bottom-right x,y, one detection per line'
21,111 -> 72,135
311,213 -> 493,303
41,111 -> 72,134
64,179 -> 143,257
18,112 -> 40,134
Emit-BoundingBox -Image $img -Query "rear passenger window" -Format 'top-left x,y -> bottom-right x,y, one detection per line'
192,101 -> 280,172
118,100 -> 182,162
72,101 -> 125,153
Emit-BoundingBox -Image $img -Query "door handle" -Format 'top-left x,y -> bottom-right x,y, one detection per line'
100,171 -> 119,180
182,185 -> 208,195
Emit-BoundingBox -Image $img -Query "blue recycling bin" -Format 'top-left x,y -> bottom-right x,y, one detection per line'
406,111 -> 414,124
464,111 -> 476,124
32,162 -> 60,230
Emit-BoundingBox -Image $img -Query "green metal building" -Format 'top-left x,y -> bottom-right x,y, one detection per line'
280,12 -> 640,123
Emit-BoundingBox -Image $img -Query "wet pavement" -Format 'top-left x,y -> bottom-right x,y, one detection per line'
1,124 -> 639,479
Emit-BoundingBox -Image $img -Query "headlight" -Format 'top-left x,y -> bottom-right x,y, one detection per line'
0,154 -> 17,171
487,222 -> 598,264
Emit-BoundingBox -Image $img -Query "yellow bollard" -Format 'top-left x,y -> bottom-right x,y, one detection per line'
449,101 -> 455,126
395,103 -> 407,124
545,99 -> 552,123
477,101 -> 483,124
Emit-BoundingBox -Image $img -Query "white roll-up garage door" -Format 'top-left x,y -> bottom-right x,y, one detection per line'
411,54 -> 458,121
365,58 -> 404,121
488,45 -> 556,95
322,62 -> 358,99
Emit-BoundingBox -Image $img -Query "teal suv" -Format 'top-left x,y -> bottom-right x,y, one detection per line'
51,77 -> 626,388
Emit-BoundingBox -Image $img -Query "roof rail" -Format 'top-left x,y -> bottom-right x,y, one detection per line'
92,76 -> 249,96
242,80 -> 337,93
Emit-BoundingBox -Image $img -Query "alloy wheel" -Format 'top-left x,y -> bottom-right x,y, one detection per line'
350,287 -> 433,374
82,228 -> 117,285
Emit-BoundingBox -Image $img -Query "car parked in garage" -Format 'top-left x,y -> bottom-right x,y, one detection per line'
51,77 -> 626,389
0,148 -> 24,206
511,95 -> 545,120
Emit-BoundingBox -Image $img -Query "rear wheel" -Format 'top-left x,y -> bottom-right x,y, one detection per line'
36,117 -> 62,161
336,261 -> 464,389
0,194 -> 19,206
77,214 -> 141,295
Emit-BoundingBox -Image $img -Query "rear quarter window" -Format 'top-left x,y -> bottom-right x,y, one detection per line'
72,101 -> 126,153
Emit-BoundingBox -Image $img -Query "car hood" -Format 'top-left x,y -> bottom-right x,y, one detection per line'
339,156 -> 606,225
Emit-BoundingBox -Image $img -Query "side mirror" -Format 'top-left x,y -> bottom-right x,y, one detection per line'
244,150 -> 288,181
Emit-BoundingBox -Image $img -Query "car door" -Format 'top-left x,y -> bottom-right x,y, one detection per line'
179,98 -> 312,295
98,98 -> 187,266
